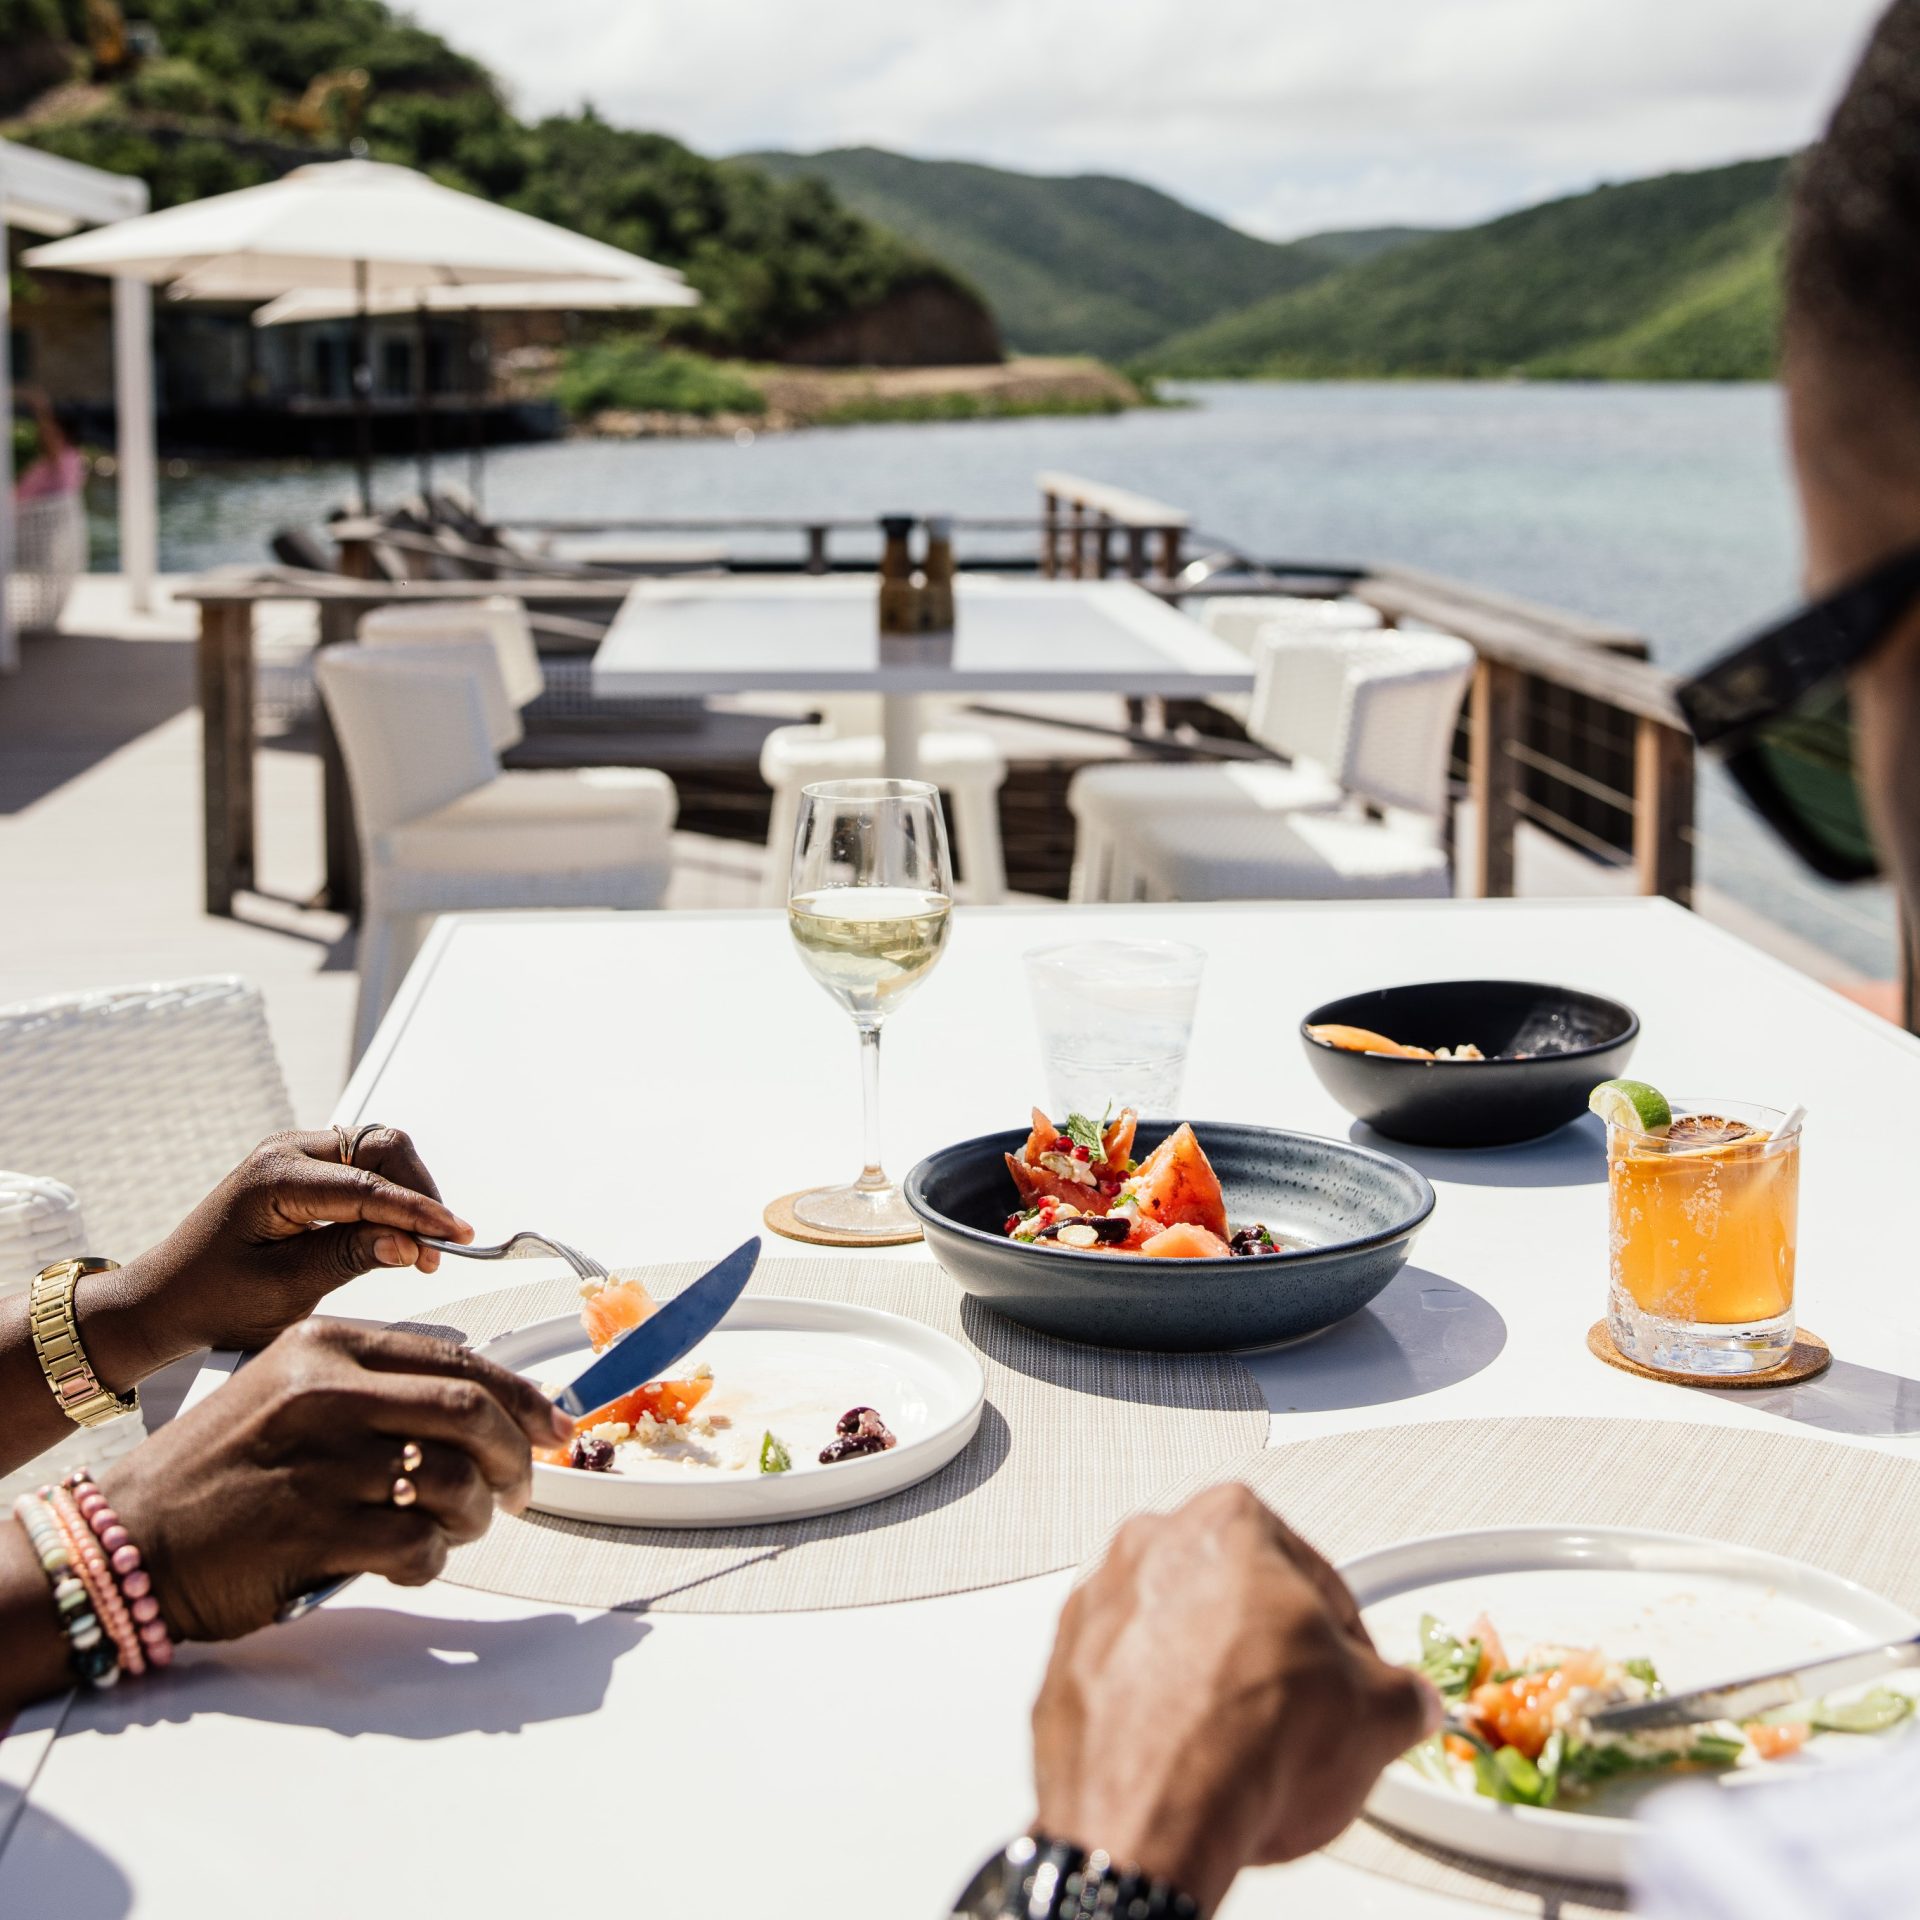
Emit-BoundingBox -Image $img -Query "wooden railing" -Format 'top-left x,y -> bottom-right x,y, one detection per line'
178,511 -> 1698,937
1037,473 -> 1189,581
1348,565 -> 1692,905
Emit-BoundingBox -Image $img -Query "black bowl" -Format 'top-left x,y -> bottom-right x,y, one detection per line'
1300,979 -> 1639,1148
903,1120 -> 1434,1352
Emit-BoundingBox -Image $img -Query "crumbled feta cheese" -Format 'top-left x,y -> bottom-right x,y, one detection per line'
691,1361 -> 713,1381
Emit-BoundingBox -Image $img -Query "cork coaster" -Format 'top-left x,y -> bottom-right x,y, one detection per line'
763,1187 -> 922,1248
1586,1319 -> 1831,1388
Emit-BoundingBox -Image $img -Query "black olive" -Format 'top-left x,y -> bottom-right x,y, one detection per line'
569,1434 -> 617,1472
1032,1214 -> 1131,1246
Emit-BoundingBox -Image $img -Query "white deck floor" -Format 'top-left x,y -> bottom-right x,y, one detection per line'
0,575 -> 1884,1128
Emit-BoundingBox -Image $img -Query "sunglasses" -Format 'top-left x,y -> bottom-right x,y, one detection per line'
1677,543 -> 1920,882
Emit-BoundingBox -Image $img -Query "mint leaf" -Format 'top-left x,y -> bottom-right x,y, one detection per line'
1624,1656 -> 1663,1695
759,1431 -> 792,1475
1062,1112 -> 1107,1159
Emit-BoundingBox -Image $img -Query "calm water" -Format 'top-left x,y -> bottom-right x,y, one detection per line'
121,381 -> 1895,974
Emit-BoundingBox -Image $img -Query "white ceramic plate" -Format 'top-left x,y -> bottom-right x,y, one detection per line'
1348,1526 -> 1920,1884
477,1296 -> 986,1529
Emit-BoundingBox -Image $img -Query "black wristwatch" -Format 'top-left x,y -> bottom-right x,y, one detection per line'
950,1834 -> 1201,1918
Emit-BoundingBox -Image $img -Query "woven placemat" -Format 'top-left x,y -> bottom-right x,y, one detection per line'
1093,1415 -> 1920,1914
1586,1319 -> 1832,1388
400,1257 -> 1266,1615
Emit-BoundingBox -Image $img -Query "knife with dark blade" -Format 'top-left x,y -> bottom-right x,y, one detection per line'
1585,1632 -> 1920,1734
277,1237 -> 760,1621
551,1237 -> 758,1418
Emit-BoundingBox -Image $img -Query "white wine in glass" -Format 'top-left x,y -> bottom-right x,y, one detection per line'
787,779 -> 953,1236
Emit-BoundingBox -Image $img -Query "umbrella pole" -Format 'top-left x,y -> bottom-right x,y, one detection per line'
466,308 -> 486,509
415,301 -> 433,502
352,259 -> 373,513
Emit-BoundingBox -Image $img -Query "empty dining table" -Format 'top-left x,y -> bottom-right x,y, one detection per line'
9,896 -> 1920,1917
589,574 -> 1257,776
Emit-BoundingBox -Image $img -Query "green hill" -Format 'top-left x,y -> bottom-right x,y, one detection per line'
745,146 -> 1432,359
1146,157 -> 1791,380
1,0 -> 992,360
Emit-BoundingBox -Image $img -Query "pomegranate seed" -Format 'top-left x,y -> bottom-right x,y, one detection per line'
1073,1143 -> 1091,1161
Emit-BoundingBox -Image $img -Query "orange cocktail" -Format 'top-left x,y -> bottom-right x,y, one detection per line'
1606,1101 -> 1800,1375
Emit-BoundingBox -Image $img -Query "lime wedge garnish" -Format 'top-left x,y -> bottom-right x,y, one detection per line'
1588,1079 -> 1672,1135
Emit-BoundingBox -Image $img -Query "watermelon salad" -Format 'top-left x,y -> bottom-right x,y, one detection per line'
1001,1107 -> 1296,1260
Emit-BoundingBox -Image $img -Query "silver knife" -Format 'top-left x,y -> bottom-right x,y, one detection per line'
277,1237 -> 760,1621
1586,1633 -> 1920,1734
550,1237 -> 758,1418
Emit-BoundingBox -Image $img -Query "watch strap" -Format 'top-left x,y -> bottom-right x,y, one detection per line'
29,1257 -> 138,1429
953,1834 -> 1201,1919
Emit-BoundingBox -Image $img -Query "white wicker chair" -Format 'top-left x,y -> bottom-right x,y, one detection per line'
0,977 -> 296,1260
758,696 -> 1007,906
1069,630 -> 1355,902
7,491 -> 88,635
1197,594 -> 1381,723
1088,631 -> 1477,903
316,644 -> 677,1059
0,1171 -> 145,1503
0,978 -> 296,1499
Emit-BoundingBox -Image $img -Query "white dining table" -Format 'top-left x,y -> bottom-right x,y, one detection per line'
590,574 -> 1255,776
6,896 -> 1920,1919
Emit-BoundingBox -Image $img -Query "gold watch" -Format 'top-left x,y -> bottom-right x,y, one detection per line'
29,1257 -> 139,1428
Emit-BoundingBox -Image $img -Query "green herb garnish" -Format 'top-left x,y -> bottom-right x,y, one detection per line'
1414,1614 -> 1482,1700
1623,1656 -> 1663,1695
1061,1112 -> 1108,1160
759,1431 -> 792,1475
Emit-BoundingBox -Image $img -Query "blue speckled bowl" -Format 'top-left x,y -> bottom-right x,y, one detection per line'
903,1120 -> 1436,1352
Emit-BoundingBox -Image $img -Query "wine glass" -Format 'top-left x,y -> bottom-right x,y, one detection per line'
787,778 -> 954,1236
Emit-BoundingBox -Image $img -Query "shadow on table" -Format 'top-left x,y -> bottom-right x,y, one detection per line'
1699,1358 -> 1920,1437
0,1800 -> 132,1915
1349,1113 -> 1607,1187
593,1401 -> 1017,1610
960,1300 -> 1260,1409
1239,1267 -> 1507,1415
82,1607 -> 647,1741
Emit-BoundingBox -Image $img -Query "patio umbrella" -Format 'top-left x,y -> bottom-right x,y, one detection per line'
24,160 -> 671,510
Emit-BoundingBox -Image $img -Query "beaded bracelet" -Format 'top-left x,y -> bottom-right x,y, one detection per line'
49,1484 -> 144,1677
11,1493 -> 118,1689
67,1470 -> 172,1668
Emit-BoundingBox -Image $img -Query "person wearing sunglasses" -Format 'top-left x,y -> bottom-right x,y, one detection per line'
955,8 -> 1920,1917
1678,5 -> 1920,905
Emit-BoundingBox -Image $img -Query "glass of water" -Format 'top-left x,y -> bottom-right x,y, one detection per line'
788,779 -> 954,1237
1024,940 -> 1206,1117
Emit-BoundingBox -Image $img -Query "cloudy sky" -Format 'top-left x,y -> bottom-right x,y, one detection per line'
406,0 -> 1888,239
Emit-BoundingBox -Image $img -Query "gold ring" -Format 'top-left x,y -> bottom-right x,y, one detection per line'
398,1440 -> 423,1474
390,1476 -> 418,1509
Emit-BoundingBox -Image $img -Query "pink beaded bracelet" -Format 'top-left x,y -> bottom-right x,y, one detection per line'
65,1471 -> 173,1668
48,1484 -> 144,1678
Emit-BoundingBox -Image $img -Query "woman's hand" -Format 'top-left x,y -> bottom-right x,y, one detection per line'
87,1127 -> 473,1385
99,1320 -> 572,1641
1031,1484 -> 1440,1914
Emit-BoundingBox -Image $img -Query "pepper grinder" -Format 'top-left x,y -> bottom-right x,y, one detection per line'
920,515 -> 955,631
878,515 -> 919,634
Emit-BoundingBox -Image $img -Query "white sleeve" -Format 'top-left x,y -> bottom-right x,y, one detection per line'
1632,1742 -> 1920,1919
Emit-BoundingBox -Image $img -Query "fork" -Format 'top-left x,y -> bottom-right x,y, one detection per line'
416,1231 -> 610,1284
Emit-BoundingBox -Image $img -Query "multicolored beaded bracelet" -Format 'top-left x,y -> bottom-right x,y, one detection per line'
48,1484 -> 144,1677
11,1492 -> 117,1689
67,1470 -> 172,1668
